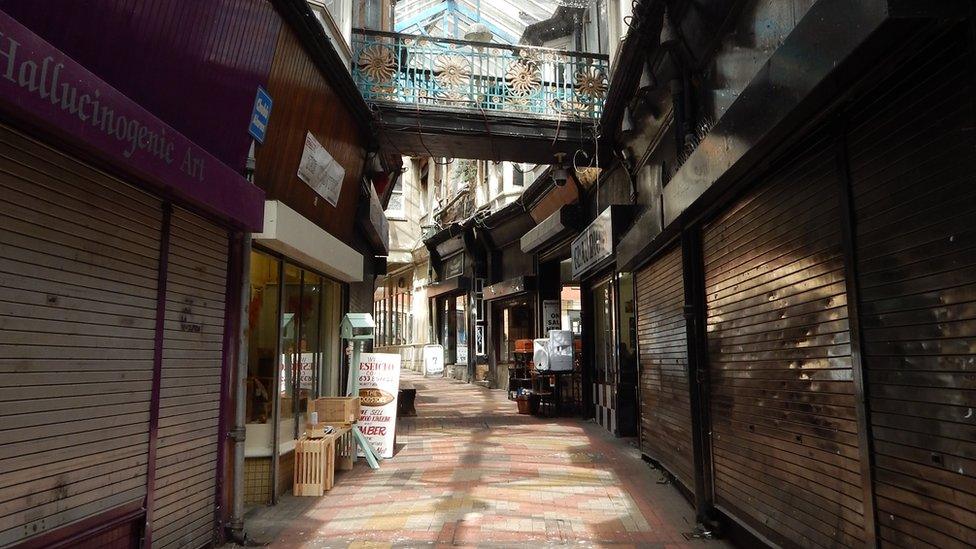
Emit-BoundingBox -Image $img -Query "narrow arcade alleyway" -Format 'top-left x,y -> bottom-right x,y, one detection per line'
242,371 -> 730,548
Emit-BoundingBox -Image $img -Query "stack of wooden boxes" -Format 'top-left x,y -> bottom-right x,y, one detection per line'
294,397 -> 359,496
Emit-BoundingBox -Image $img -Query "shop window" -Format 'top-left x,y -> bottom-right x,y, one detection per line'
318,280 -> 343,397
245,254 -> 345,451
246,251 -> 280,454
617,272 -> 637,377
313,0 -> 351,44
512,164 -> 525,187
494,298 -> 533,367
386,178 -> 405,219
561,285 -> 582,334
441,298 -> 454,363
373,281 -> 414,347
593,278 -> 615,385
373,287 -> 386,346
455,295 -> 468,364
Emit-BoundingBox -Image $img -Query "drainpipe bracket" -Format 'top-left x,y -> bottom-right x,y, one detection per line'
228,427 -> 246,442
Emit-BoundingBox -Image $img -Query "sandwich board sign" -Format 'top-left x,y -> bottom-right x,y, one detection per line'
356,353 -> 401,459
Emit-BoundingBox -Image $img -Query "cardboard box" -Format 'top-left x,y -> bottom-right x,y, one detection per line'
308,397 -> 360,424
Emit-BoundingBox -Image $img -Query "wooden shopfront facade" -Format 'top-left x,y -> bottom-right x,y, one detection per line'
617,3 -> 976,547
240,5 -> 387,507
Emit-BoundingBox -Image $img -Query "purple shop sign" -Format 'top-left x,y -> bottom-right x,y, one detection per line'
0,10 -> 264,230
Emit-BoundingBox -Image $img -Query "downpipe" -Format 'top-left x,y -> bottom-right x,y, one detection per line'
227,234 -> 251,544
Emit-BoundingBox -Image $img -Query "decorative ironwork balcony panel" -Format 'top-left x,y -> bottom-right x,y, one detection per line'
353,29 -> 609,120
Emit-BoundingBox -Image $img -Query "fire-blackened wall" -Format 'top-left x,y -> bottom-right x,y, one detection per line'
631,19 -> 976,549
844,23 -> 976,548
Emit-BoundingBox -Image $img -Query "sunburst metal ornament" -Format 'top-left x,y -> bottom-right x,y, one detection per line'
358,44 -> 396,83
434,55 -> 470,88
575,66 -> 608,101
371,84 -> 397,101
506,59 -> 541,96
508,94 -> 531,111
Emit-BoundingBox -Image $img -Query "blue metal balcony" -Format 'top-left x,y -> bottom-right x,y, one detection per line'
353,29 -> 608,119
352,29 -> 610,162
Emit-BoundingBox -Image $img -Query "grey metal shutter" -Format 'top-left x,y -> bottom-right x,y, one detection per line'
0,124 -> 162,545
635,244 -> 694,492
151,207 -> 228,548
702,132 -> 866,547
845,24 -> 976,549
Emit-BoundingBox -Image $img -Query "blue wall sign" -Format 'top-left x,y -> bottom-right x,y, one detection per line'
248,86 -> 272,143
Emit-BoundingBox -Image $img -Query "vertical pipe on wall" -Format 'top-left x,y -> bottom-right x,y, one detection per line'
228,234 -> 252,543
833,120 -> 879,547
680,225 -> 715,529
215,229 -> 243,545
144,202 -> 173,548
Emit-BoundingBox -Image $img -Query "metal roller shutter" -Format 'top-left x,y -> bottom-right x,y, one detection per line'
151,208 -> 228,548
702,131 -> 866,548
635,244 -> 694,492
0,124 -> 162,545
845,24 -> 976,549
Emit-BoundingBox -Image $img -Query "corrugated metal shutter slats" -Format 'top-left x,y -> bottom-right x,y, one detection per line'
845,24 -> 976,549
151,207 -> 228,549
636,245 -> 695,491
703,132 -> 866,548
0,124 -> 160,547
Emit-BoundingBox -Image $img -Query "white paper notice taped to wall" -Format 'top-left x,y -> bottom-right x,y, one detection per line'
297,132 -> 345,207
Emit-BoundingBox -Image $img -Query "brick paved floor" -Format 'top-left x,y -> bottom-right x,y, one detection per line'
240,371 -> 730,548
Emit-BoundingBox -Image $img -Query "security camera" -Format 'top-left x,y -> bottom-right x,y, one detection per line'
552,152 -> 567,187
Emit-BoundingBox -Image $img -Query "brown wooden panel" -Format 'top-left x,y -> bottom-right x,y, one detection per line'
635,245 -> 695,491
253,24 -> 368,249
845,24 -> 976,549
703,131 -> 865,548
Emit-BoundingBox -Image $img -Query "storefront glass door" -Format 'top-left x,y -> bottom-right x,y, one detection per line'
592,277 -> 616,386
245,250 -> 279,457
279,264 -> 302,448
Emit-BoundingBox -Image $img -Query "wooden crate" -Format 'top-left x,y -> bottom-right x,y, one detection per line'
294,437 -> 335,496
309,397 -> 360,424
334,426 -> 355,471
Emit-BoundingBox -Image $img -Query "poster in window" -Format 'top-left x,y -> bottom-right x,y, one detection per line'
475,325 -> 485,356
543,299 -> 561,336
299,353 -> 314,389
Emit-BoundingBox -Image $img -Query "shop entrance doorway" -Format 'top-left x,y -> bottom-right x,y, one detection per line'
491,296 -> 535,390
434,292 -> 470,380
588,272 -> 638,436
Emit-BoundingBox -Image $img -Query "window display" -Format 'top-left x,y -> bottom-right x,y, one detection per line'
246,251 -> 280,436
245,249 -> 344,458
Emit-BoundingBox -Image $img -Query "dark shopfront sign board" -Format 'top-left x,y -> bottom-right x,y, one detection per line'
442,252 -> 464,279
483,276 -> 535,302
572,206 -> 633,280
